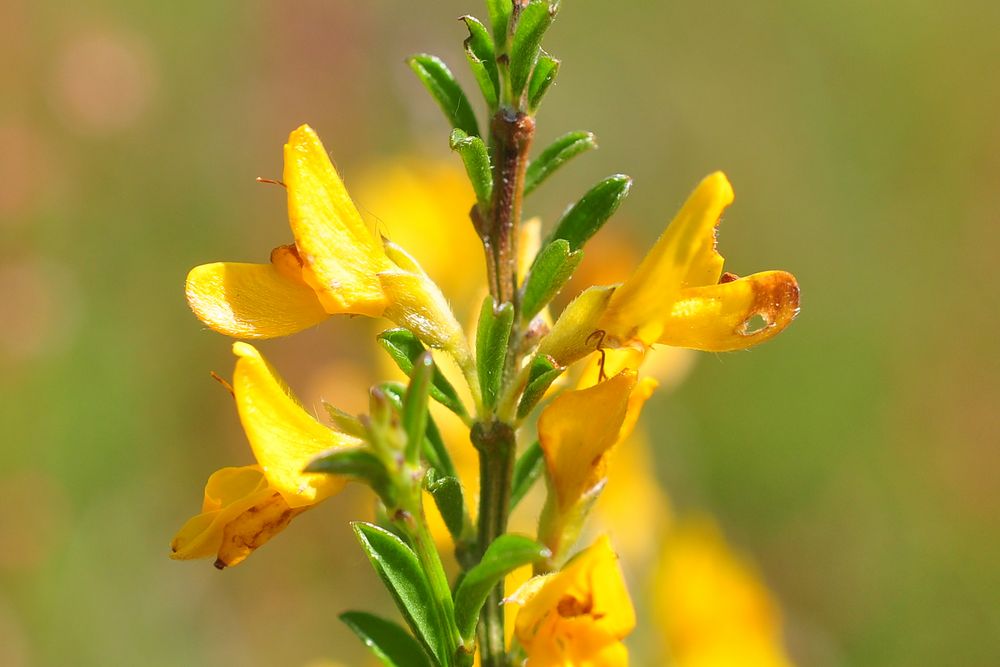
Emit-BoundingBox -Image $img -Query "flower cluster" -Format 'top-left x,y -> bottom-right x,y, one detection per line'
171,2 -> 799,665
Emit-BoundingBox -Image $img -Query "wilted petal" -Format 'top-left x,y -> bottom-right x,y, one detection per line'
600,172 -> 733,346
232,342 -> 360,507
660,270 -> 800,351
539,370 -> 637,512
284,124 -> 390,316
215,490 -> 307,569
186,261 -> 329,339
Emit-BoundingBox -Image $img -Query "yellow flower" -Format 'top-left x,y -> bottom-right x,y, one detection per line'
601,171 -> 798,350
543,173 -> 799,366
653,518 -> 795,667
512,536 -> 635,667
170,342 -> 361,568
185,125 -> 466,356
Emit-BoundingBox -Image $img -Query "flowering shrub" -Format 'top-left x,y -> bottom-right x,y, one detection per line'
171,2 -> 799,665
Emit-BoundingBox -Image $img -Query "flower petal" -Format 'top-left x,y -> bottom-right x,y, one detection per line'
515,536 -> 635,665
600,172 -> 733,346
538,371 -> 637,511
232,342 -> 360,507
659,270 -> 800,351
186,261 -> 329,339
170,465 -> 270,561
284,125 -> 390,316
215,490 -> 307,569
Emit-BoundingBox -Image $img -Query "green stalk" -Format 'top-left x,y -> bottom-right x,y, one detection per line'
471,420 -> 516,667
395,484 -> 464,666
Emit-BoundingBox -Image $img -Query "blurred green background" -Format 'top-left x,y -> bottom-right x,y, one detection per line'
2,1 -> 998,665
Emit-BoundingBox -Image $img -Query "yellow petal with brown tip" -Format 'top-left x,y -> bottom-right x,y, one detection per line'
186,261 -> 329,339
284,125 -> 390,316
660,270 -> 800,351
232,342 -> 360,507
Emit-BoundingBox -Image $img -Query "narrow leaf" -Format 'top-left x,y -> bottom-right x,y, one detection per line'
461,16 -> 499,110
476,297 -> 515,410
353,522 -> 450,666
407,54 -> 480,137
510,441 -> 544,511
449,129 -> 493,211
486,0 -> 513,51
527,52 -> 560,112
377,328 -> 468,418
402,352 -> 434,464
517,355 -> 563,418
378,382 -> 456,480
549,174 -> 632,251
453,535 -> 550,641
340,611 -> 433,667
323,401 -> 368,439
305,447 -> 393,502
426,472 -> 467,541
524,131 -> 597,196
520,239 -> 584,321
509,0 -> 555,98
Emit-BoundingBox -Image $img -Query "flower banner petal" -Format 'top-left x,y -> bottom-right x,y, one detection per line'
232,342 -> 359,507
284,124 -> 390,316
600,172 -> 733,346
186,261 -> 329,339
659,270 -> 800,351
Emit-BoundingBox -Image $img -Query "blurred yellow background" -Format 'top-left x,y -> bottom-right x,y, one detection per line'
1,1 -> 998,665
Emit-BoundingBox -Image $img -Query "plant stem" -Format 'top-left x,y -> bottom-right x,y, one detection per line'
471,420 -> 516,667
476,109 -> 535,308
395,489 -> 463,667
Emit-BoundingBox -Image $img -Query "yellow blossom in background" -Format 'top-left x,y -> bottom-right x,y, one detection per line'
170,342 -> 361,568
512,536 -> 635,667
653,518 -> 795,667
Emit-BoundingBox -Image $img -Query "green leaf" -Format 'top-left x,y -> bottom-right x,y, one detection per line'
485,0 -> 513,51
340,611 -> 433,667
402,352 -> 434,464
322,401 -> 368,439
453,535 -> 550,642
461,16 -> 499,110
353,522 -> 451,666
517,355 -> 563,418
510,441 -> 544,511
476,297 -> 515,410
524,131 -> 597,196
509,0 -> 555,99
527,51 -> 559,112
549,174 -> 632,252
426,471 -> 467,541
407,54 -> 480,137
449,129 -> 493,211
378,382 -> 457,480
305,447 -> 394,503
378,328 -> 468,419
520,239 -> 583,321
